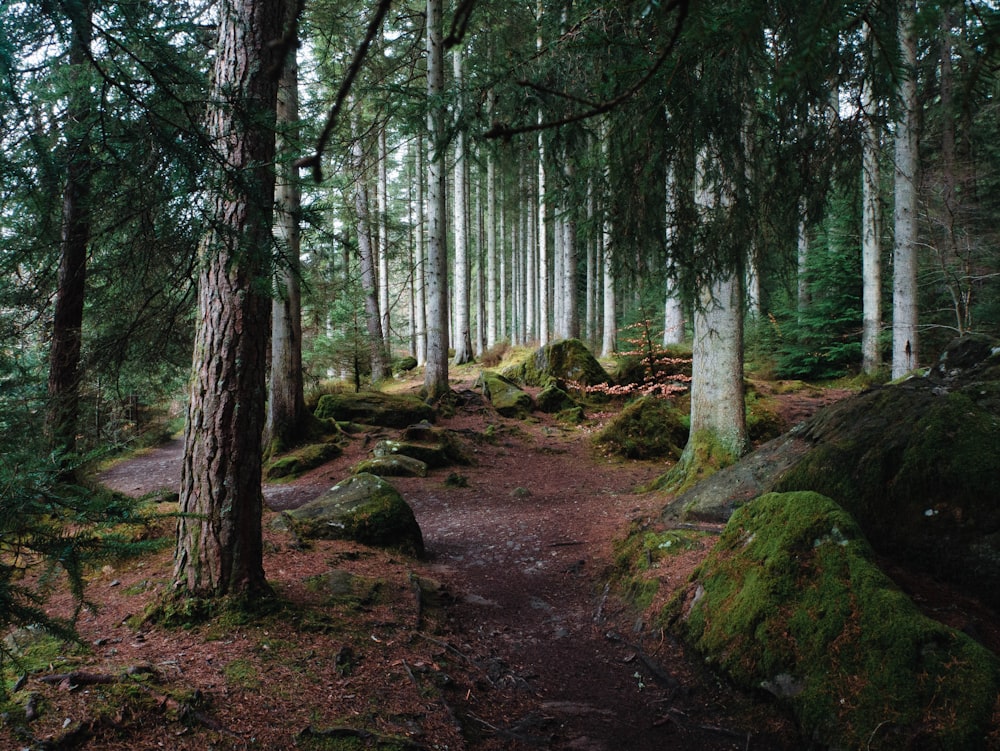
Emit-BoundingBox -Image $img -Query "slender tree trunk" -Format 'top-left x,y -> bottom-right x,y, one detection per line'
663,161 -> 684,345
586,173 -> 596,346
452,44 -> 473,364
415,135 -> 427,365
175,0 -> 287,598
377,126 -> 391,349
475,173 -> 486,355
525,163 -> 537,343
350,108 -> 390,384
861,28 -> 883,375
563,159 -> 579,340
486,152 -> 498,347
47,0 -> 92,457
499,186 -> 508,340
796,200 -> 810,323
266,19 -> 305,454
892,0 -> 919,378
423,0 -> 449,399
600,123 -> 616,357
553,210 -> 564,338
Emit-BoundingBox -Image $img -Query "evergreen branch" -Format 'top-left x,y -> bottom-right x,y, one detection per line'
444,0 -> 477,49
296,0 -> 394,183
484,0 -> 689,140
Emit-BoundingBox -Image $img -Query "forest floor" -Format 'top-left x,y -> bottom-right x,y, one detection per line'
5,371 -> 992,751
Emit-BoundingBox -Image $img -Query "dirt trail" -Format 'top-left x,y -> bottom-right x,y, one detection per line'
94,390 -> 808,750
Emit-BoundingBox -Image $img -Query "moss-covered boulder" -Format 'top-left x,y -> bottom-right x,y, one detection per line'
501,338 -> 610,388
666,491 -> 1000,750
313,391 -> 434,428
476,371 -> 533,418
351,455 -> 428,478
278,473 -> 423,557
594,395 -> 688,460
663,335 -> 1000,607
373,439 -> 448,469
265,442 -> 342,481
535,382 -> 578,414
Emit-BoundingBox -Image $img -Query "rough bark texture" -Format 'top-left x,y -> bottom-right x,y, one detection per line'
174,0 -> 287,598
423,0 -> 450,399
414,135 -> 427,365
46,1 -> 92,456
452,46 -> 473,365
266,26 -> 306,453
892,0 -> 919,379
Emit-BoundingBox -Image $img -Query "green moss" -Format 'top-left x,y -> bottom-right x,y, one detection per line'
610,524 -> 711,610
648,428 -> 740,495
594,396 -> 687,460
314,392 -> 434,428
665,491 -> 1000,750
265,442 -> 342,481
223,657 -> 259,690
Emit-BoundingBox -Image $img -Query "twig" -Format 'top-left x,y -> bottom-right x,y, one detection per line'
594,582 -> 610,624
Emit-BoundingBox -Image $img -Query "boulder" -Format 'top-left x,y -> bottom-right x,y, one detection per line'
594,395 -> 687,460
278,473 -> 423,557
665,491 -> 1000,750
501,338 -> 610,388
662,335 -> 1000,607
351,455 -> 428,478
535,382 -> 578,414
314,391 -> 434,428
264,442 -> 342,481
476,371 -> 533,418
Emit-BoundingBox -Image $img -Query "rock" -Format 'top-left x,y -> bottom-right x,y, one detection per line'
662,335 -> 1000,608
313,391 -> 434,428
535,382 -> 578,414
351,455 -> 428,477
476,371 -> 533,418
594,395 -> 687,460
501,338 -> 610,388
393,355 -> 418,373
277,473 -> 423,557
264,442 -> 342,480
665,491 -> 1000,750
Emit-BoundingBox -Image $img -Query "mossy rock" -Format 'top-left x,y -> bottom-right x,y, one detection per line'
500,338 -> 610,388
265,442 -> 342,481
665,491 -> 1000,750
372,439 -> 462,469
535,382 -> 578,414
313,391 -> 434,428
476,371 -> 533,418
393,355 -> 418,373
277,473 -> 423,557
399,422 -> 474,465
594,395 -> 687,460
351,455 -> 428,477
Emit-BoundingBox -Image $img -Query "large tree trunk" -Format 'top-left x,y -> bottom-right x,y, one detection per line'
414,135 -> 427,365
892,0 -> 919,378
663,160 -> 684,345
485,151 -> 498,348
600,123 -> 616,357
423,0 -> 449,399
47,0 -> 92,457
452,42 -> 472,365
537,121 -> 550,346
265,19 -> 306,454
860,26 -> 883,375
377,127 -> 391,349
175,0 -> 287,598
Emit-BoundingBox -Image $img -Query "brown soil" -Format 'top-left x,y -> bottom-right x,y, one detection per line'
5,377 -> 993,750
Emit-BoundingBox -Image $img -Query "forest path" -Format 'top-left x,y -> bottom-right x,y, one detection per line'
95,382 -> 832,749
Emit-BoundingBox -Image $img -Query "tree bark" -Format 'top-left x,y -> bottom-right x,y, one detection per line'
265,17 -> 305,454
423,0 -> 450,399
452,44 -> 473,364
600,122 -> 616,357
175,0 -> 287,598
891,0 -> 919,378
350,109 -> 390,384
861,26 -> 883,375
663,160 -> 684,345
47,0 -> 93,457
485,151 -> 498,347
377,126 -> 391,349
414,135 -> 427,365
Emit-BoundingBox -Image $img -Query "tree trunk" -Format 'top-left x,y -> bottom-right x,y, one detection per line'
600,123 -> 616,357
414,135 -> 427,365
891,0 -> 919,378
377,127 -> 391,349
47,0 -> 92,457
265,18 -> 305,455
663,160 -> 684,345
350,109 -> 390,384
537,121 -> 550,346
452,44 -> 473,364
861,27 -> 883,375
175,0 -> 287,598
486,152 -> 498,348
423,0 -> 449,399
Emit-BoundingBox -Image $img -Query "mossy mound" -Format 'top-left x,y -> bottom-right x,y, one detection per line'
277,473 -> 424,557
535,382 -> 579,414
665,491 -> 1000,750
476,371 -> 533,418
313,391 -> 434,428
265,442 -> 342,481
594,396 -> 688,460
500,338 -> 610,388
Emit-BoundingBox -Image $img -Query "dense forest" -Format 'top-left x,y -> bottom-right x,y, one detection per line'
2,0 -> 1000,735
